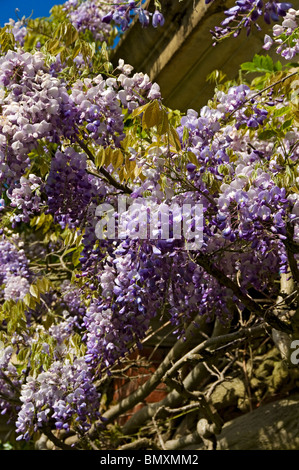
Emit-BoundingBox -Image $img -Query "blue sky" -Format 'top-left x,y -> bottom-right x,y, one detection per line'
0,0 -> 64,26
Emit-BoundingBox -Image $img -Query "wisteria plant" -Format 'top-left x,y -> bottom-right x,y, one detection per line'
0,0 -> 298,451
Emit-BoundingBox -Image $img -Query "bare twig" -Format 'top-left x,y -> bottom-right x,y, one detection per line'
76,139 -> 132,194
225,71 -> 298,121
152,412 -> 167,450
86,314 -> 209,440
195,253 -> 293,334
42,427 -> 76,450
117,438 -> 154,450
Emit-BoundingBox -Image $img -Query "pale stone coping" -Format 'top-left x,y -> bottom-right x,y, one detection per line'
112,0 -> 299,111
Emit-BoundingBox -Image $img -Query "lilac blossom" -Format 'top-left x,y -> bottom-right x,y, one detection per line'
152,10 -> 165,28
16,357 -> 100,440
0,344 -> 21,417
0,237 -> 31,296
5,18 -> 27,46
208,0 -> 293,42
263,8 -> 299,59
63,0 -> 163,40
0,0 -> 298,445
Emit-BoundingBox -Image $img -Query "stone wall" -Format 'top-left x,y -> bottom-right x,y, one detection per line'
112,0 -> 299,112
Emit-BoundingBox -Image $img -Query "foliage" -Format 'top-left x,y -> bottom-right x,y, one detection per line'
0,0 -> 297,450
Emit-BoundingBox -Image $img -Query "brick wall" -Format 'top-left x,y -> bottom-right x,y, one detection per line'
112,347 -> 169,426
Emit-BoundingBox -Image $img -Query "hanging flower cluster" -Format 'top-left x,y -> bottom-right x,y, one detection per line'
0,0 -> 297,447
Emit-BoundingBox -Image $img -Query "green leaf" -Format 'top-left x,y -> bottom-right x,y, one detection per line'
187,151 -> 198,166
35,277 -> 52,294
0,27 -> 15,53
111,149 -> 124,169
72,39 -> 82,60
258,129 -> 277,140
30,213 -> 53,232
101,41 -> 109,61
281,118 -> 294,130
157,108 -> 169,136
29,284 -> 40,301
64,23 -> 79,46
142,100 -> 162,129
241,54 -> 274,74
169,125 -> 181,151
34,213 -> 46,230
103,61 -> 113,73
95,147 -> 106,168
206,69 -> 227,84
72,246 -> 83,267
272,106 -> 290,118
241,62 -> 258,73
131,102 -> 151,119
183,126 -> 189,143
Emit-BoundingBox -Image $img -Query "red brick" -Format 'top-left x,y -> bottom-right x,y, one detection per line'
112,347 -> 169,424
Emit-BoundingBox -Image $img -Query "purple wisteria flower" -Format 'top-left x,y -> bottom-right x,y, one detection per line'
207,0 -> 293,42
16,358 -> 101,440
0,237 -> 31,302
138,8 -> 150,27
152,10 -> 165,28
263,8 -> 299,59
